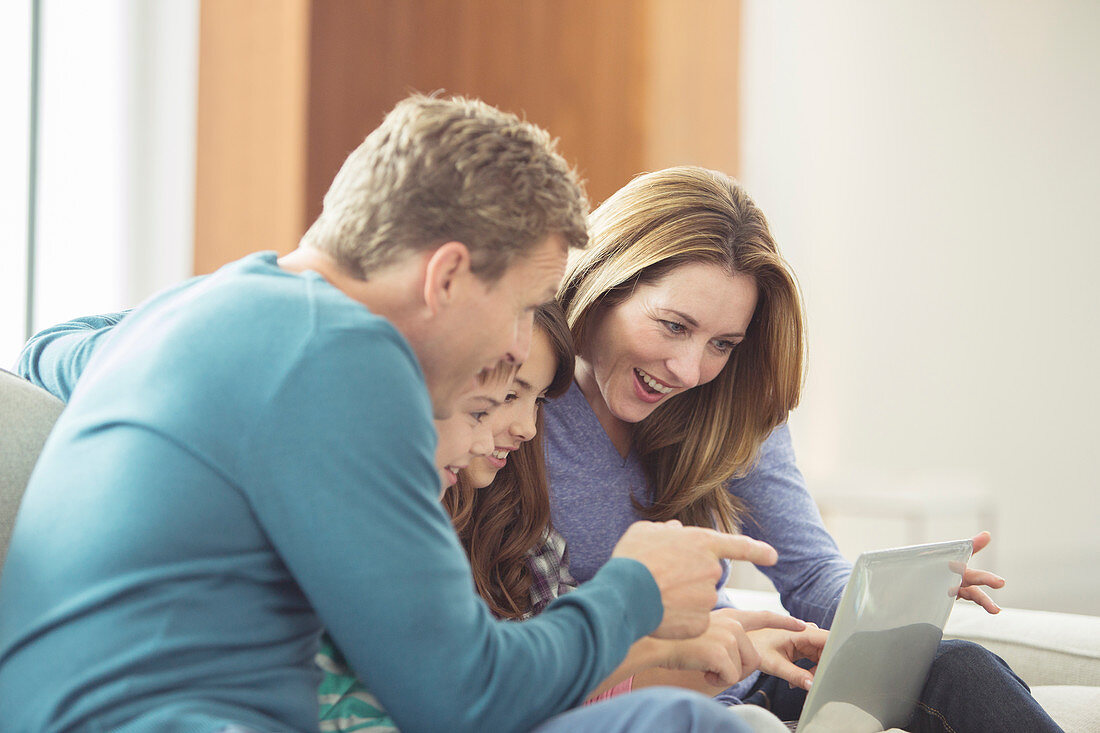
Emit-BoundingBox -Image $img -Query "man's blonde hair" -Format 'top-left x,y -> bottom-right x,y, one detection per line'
303,94 -> 589,281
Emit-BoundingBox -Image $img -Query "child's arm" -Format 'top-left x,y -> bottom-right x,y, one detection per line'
16,311 -> 129,401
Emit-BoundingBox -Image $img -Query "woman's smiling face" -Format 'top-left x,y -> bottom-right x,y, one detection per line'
462,328 -> 557,489
578,261 -> 759,426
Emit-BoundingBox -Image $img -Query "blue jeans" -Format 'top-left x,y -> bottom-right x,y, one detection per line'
213,690 -> 751,733
533,687 -> 752,733
741,639 -> 1063,732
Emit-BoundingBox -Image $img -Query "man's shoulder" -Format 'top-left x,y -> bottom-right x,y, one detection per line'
78,254 -> 425,418
135,253 -> 413,368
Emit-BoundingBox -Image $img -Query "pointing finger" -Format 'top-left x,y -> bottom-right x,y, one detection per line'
710,533 -> 778,567
737,610 -> 806,633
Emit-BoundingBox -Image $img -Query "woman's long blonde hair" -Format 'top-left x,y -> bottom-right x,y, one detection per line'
558,166 -> 805,532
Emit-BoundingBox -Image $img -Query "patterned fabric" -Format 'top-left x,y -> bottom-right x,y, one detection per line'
586,676 -> 635,704
316,637 -> 399,732
523,527 -> 578,618
316,526 -> 580,731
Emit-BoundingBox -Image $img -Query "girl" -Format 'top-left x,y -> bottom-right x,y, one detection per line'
317,359 -> 517,731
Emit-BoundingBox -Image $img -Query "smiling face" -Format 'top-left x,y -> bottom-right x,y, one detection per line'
433,376 -> 513,497
576,261 -> 759,429
462,328 -> 558,489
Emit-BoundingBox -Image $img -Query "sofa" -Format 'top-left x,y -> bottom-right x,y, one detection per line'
3,369 -> 1098,731
0,368 -> 64,574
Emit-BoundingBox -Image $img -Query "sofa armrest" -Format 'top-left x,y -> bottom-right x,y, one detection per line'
943,601 -> 1100,688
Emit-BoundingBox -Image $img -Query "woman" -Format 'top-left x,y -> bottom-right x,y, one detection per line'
544,166 -> 1058,730
446,303 -> 823,701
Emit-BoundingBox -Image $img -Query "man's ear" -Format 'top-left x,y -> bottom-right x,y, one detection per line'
423,241 -> 473,315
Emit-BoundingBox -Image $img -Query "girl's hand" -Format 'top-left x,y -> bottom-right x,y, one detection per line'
747,623 -> 829,691
957,531 -> 1005,614
660,608 -> 808,687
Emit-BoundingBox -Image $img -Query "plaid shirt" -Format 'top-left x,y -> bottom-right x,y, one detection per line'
522,527 -> 578,619
526,530 -> 635,706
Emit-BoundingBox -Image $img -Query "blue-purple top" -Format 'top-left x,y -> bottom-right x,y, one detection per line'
544,380 -> 853,700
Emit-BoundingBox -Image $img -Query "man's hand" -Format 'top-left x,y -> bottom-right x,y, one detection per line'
611,520 -> 777,639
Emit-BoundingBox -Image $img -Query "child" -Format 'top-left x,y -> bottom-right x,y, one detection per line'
316,359 -> 517,731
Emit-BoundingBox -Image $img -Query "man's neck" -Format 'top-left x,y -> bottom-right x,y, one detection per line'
277,246 -> 425,333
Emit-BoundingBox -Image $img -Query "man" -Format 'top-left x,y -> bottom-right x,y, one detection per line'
1,95 -> 771,732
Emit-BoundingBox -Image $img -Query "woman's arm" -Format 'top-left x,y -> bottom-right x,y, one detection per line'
728,424 -> 852,627
729,427 -> 1005,620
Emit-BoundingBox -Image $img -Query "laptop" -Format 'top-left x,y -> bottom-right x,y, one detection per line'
792,539 -> 973,733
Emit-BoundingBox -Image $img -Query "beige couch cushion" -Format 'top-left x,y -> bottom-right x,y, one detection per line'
1031,686 -> 1100,732
942,603 -> 1100,733
943,603 -> 1100,688
0,369 -> 64,572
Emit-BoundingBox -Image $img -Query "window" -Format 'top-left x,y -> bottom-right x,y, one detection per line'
0,0 -> 198,369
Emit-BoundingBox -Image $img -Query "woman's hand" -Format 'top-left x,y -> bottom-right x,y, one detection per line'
658,608 -> 808,688
957,531 -> 1005,614
747,623 -> 829,691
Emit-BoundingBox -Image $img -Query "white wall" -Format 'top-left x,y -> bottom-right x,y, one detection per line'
1,0 -> 198,369
740,1 -> 1100,614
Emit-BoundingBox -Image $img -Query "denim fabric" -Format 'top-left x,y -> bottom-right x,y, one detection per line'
736,639 -> 1063,732
909,640 -> 1063,733
533,687 -> 752,733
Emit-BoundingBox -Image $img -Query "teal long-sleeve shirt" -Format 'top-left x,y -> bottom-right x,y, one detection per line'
0,252 -> 661,733
14,309 -> 129,401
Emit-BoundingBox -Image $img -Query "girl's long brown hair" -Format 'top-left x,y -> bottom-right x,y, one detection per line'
442,303 -> 575,619
558,166 -> 805,534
